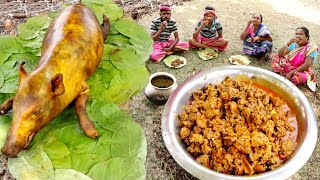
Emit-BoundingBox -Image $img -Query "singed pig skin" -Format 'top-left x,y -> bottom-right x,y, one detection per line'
0,3 -> 110,157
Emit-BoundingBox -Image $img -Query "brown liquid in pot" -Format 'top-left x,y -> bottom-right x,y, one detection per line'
151,75 -> 174,88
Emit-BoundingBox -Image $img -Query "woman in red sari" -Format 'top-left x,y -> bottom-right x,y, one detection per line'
272,27 -> 318,91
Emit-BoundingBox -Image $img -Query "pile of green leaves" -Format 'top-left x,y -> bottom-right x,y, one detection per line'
0,0 -> 152,179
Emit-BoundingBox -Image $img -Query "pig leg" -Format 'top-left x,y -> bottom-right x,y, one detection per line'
0,97 -> 14,115
74,84 -> 98,138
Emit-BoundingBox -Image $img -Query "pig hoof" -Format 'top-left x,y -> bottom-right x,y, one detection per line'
85,130 -> 99,139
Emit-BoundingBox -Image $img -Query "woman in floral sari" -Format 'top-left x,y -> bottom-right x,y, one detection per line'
240,14 -> 273,61
272,27 -> 318,91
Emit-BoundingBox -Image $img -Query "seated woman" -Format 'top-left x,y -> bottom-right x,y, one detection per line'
272,27 -> 318,91
189,6 -> 228,51
240,14 -> 273,61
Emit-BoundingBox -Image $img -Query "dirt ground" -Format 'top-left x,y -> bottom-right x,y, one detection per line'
0,0 -> 320,180
131,0 -> 320,179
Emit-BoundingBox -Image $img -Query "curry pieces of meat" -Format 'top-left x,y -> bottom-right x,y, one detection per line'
178,77 -> 297,175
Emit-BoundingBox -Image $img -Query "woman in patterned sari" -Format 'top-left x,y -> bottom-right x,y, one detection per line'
272,27 -> 318,91
240,14 -> 273,61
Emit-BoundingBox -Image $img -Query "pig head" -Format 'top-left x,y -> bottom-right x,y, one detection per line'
1,63 -> 65,157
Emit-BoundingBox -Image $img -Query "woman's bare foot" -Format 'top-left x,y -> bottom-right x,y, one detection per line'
166,51 -> 173,55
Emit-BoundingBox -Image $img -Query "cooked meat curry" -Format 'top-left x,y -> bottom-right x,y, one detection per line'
178,77 -> 297,175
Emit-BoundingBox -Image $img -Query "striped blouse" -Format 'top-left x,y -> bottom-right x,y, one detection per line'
150,17 -> 178,42
195,18 -> 223,38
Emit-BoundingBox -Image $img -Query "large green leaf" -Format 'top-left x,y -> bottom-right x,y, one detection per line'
0,60 -> 17,76
43,141 -> 71,169
0,114 -> 12,148
55,169 -> 92,180
86,3 -> 106,23
111,119 -> 146,158
129,32 -> 153,51
125,44 -> 151,63
108,23 -> 119,35
18,16 -> 51,40
7,53 -> 39,69
0,36 -> 28,53
102,62 -> 120,79
44,115 -> 95,149
114,19 -> 153,60
87,68 -> 110,97
102,44 -> 118,62
106,34 -> 130,47
110,47 -> 144,69
100,66 -> 149,104
115,19 -> 152,49
0,51 -> 12,65
115,19 -> 146,39
103,4 -> 123,22
0,71 -> 4,89
19,35 -> 44,50
89,100 -> 131,131
8,149 -> 54,180
93,131 -> 112,159
87,158 -> 145,180
0,68 -> 18,94
70,152 -> 104,174
84,2 -> 123,23
70,131 -> 113,173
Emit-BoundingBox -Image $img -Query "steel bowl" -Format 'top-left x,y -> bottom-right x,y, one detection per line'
162,65 -> 318,180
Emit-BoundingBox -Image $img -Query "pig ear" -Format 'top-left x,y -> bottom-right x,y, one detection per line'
18,62 -> 28,83
51,73 -> 65,96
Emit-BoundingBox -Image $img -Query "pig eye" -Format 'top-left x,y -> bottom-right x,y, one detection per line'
33,108 -> 42,115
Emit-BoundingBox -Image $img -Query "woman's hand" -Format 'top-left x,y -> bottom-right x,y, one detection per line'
286,70 -> 296,80
247,19 -> 254,27
286,38 -> 297,47
251,36 -> 260,43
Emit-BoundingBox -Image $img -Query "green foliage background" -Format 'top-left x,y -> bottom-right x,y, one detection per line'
0,1 -> 152,179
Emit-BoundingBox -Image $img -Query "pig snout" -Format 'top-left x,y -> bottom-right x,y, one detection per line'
1,131 -> 35,158
1,142 -> 21,158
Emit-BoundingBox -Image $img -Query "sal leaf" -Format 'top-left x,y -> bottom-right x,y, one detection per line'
18,16 -> 51,40
0,71 -> 4,89
0,36 -> 28,53
8,149 -> 54,180
0,114 -> 12,148
106,34 -> 130,47
87,157 -> 145,180
55,169 -> 93,180
43,141 -> 72,169
0,51 -> 12,65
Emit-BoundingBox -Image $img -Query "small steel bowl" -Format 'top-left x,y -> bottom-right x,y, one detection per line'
162,66 -> 318,180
